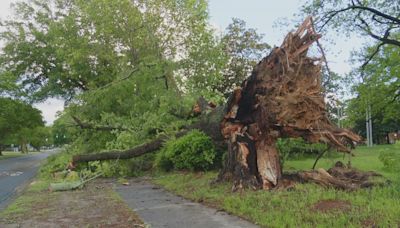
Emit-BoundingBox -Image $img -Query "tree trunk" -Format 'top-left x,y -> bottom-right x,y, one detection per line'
73,135 -> 168,164
21,143 -> 28,154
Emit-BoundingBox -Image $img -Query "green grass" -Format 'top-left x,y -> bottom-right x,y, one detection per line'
285,144 -> 399,180
154,145 -> 400,228
0,151 -> 25,160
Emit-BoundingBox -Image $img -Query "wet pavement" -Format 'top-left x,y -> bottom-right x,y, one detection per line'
0,150 -> 58,210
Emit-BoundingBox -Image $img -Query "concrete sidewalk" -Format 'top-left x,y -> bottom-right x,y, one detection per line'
115,179 -> 259,228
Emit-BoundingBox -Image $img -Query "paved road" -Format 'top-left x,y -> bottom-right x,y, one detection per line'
116,179 -> 259,228
0,150 -> 57,210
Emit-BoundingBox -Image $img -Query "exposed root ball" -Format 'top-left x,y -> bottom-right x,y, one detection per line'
218,17 -> 362,190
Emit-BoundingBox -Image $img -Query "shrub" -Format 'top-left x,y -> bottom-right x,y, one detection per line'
39,150 -> 73,179
156,130 -> 218,171
379,142 -> 400,172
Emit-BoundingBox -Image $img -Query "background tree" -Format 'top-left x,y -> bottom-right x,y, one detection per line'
28,126 -> 53,150
302,0 -> 400,66
0,98 -> 44,154
301,0 -> 400,144
52,113 -> 78,146
0,0 -> 227,154
217,18 -> 270,97
344,42 -> 400,143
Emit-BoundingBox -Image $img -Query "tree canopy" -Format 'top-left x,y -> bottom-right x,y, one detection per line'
0,97 -> 44,153
302,0 -> 400,67
300,0 -> 400,143
0,0 -> 272,154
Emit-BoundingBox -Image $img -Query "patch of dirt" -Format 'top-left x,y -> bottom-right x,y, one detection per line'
312,199 -> 352,213
0,179 -> 143,227
361,219 -> 377,228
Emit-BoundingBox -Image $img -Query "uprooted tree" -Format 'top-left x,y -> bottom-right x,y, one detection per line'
72,17 -> 388,191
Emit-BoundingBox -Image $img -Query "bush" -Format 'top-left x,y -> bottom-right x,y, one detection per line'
39,150 -> 73,179
155,130 -> 219,171
379,142 -> 400,172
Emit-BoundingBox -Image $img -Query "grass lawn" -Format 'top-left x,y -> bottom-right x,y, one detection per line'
0,151 -> 25,160
154,145 -> 400,227
285,144 -> 399,180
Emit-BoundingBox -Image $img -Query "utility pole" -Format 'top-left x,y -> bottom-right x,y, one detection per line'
336,101 -> 342,128
368,105 -> 373,146
365,105 -> 373,147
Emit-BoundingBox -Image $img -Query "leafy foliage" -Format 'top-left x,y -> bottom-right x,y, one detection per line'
28,126 -> 53,150
344,40 -> 400,141
86,153 -> 156,177
296,1 -> 400,144
379,142 -> 400,172
39,151 -> 73,180
0,0 -> 273,161
156,130 -> 219,171
0,0 -> 222,153
301,0 -> 399,47
217,18 -> 270,97
52,113 -> 78,146
0,97 -> 44,152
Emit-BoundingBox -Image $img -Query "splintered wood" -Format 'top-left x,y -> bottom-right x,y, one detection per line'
218,17 -> 362,191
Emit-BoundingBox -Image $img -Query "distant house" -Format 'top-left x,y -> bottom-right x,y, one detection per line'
388,131 -> 400,144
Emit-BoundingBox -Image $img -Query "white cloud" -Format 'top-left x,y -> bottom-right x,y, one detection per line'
34,98 -> 65,125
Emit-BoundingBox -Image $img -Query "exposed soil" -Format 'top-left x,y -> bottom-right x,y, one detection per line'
0,179 -> 143,227
312,199 -> 352,213
361,219 -> 377,228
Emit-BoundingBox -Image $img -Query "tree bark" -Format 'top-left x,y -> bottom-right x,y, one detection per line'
73,133 -> 181,164
21,143 -> 28,154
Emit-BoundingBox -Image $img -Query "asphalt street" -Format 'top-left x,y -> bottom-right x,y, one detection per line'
0,149 -> 57,210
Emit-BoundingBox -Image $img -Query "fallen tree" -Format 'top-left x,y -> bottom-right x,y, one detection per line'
216,17 -> 362,190
71,17 -> 386,191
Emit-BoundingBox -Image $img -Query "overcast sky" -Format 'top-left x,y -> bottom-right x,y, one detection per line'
0,0 -> 363,125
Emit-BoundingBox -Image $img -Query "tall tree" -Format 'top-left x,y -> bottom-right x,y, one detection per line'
301,0 -> 400,67
0,0 -> 225,153
301,1 -> 400,139
345,42 -> 400,143
0,98 -> 44,154
217,18 -> 270,97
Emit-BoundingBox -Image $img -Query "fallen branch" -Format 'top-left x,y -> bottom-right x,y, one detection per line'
72,116 -> 130,132
72,134 -> 170,165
